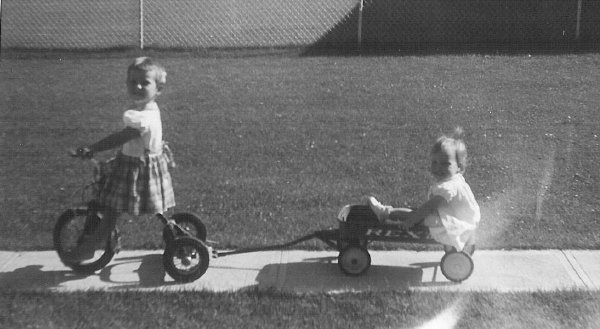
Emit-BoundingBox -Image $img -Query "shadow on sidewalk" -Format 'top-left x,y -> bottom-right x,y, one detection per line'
0,253 -> 174,291
0,265 -> 89,290
255,256 -> 458,292
98,253 -> 174,289
1,253 -> 463,292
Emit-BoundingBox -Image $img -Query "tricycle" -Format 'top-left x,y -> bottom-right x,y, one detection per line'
54,154 -> 211,283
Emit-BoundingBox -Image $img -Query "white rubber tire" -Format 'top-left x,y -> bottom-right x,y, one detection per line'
440,251 -> 474,282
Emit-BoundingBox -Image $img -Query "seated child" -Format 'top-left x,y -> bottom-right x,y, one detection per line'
367,127 -> 480,254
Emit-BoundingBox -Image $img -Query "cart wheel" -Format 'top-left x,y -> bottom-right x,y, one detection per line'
338,246 -> 371,276
163,236 -> 209,283
171,212 -> 207,241
440,251 -> 474,283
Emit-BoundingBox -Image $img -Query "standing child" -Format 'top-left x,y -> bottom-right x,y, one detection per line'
66,57 -> 175,261
367,127 -> 480,254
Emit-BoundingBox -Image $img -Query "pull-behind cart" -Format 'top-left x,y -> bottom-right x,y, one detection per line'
190,205 -> 474,283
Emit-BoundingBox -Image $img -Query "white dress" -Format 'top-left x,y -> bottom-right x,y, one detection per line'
424,174 -> 480,251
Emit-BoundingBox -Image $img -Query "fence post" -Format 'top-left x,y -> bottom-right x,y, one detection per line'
139,0 -> 145,49
576,0 -> 582,40
357,0 -> 364,50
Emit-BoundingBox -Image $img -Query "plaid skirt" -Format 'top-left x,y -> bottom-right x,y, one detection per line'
98,152 -> 176,215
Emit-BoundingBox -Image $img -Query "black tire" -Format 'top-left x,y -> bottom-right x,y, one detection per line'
440,251 -> 474,283
337,238 -> 368,252
170,212 -> 207,241
163,236 -> 210,282
338,245 -> 371,276
53,209 -> 114,273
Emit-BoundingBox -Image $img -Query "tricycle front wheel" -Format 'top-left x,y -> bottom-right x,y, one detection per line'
53,209 -> 115,273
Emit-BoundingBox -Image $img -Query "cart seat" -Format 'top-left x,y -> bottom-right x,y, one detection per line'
337,204 -> 379,224
337,204 -> 433,241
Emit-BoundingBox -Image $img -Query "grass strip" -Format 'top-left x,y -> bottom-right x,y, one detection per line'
1,289 -> 599,329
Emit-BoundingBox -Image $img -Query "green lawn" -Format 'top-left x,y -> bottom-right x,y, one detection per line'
1,52 -> 599,250
2,289 -> 600,329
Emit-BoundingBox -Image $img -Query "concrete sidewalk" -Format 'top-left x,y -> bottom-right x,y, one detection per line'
0,249 -> 599,293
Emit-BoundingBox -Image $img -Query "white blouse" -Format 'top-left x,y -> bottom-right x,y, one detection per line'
121,101 -> 163,157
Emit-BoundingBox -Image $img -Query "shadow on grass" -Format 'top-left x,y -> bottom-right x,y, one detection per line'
301,0 -> 600,57
303,42 -> 600,58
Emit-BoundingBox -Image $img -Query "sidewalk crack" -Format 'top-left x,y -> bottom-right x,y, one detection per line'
560,249 -> 594,289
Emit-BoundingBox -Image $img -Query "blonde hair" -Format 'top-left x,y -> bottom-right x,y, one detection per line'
127,57 -> 167,89
431,127 -> 468,172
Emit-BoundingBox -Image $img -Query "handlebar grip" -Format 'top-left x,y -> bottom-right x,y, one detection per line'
69,147 -> 94,159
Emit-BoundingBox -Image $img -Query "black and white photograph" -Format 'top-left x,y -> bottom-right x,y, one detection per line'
1,0 -> 600,328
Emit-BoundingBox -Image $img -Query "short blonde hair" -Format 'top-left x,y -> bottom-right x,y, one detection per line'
431,127 -> 468,172
127,57 -> 167,89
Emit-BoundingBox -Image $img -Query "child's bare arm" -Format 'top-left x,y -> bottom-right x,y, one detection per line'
78,127 -> 140,157
400,195 -> 446,229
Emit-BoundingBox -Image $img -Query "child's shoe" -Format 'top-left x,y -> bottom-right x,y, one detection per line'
463,244 -> 476,256
443,245 -> 457,254
367,196 -> 389,223
110,228 -> 122,254
443,244 -> 476,256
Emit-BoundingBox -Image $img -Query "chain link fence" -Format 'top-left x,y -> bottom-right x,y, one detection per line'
1,0 -> 139,49
2,0 -> 599,51
144,0 -> 357,48
1,0 -> 358,49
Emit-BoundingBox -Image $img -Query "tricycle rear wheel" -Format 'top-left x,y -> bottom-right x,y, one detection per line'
163,212 -> 207,246
163,236 -> 210,282
171,212 -> 207,239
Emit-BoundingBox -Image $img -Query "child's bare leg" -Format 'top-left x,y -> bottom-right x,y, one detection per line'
443,232 -> 476,255
86,208 -> 119,248
387,208 -> 412,222
367,196 -> 412,224
65,208 -> 119,261
367,196 -> 393,222
463,231 -> 476,255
